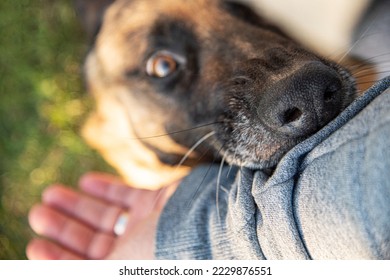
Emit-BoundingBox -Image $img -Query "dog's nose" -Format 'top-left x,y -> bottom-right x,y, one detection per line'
257,61 -> 343,137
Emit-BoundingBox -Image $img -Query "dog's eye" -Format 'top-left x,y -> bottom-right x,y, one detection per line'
146,51 -> 183,78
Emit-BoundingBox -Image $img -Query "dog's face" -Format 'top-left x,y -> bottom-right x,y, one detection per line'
77,0 -> 356,189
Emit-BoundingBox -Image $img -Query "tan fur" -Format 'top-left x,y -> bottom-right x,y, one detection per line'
82,51 -> 191,190
81,0 -> 240,190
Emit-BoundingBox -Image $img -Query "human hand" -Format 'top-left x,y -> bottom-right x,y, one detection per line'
26,172 -> 178,259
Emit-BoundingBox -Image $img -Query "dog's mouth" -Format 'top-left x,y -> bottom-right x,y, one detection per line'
208,60 -> 357,169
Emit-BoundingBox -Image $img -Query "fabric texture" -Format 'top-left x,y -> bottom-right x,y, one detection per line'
155,76 -> 390,259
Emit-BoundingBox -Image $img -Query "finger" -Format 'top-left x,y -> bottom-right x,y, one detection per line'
78,172 -> 129,206
26,238 -> 84,260
78,172 -> 161,214
42,185 -> 123,233
28,204 -> 115,259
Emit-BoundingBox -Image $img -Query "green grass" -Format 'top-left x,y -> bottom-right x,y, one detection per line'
0,0 -> 112,259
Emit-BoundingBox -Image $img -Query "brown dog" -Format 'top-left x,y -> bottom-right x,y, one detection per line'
75,0 -> 356,190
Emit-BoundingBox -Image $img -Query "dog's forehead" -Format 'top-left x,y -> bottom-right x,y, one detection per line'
93,0 -> 292,78
104,0 -> 223,34
94,0 -> 236,73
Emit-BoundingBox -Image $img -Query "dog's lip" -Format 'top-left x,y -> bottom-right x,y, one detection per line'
221,145 -> 295,170
212,124 -> 302,168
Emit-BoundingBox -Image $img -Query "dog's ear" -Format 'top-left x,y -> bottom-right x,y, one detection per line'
223,1 -> 287,37
223,1 -> 265,27
74,0 -> 115,40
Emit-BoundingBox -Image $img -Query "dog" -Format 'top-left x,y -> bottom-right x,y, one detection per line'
75,0 -> 357,190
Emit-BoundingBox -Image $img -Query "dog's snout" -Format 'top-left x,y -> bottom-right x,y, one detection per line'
258,61 -> 343,137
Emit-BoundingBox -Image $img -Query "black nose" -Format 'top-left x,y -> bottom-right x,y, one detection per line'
257,61 -> 343,137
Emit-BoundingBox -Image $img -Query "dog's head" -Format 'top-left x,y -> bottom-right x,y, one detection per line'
76,0 -> 356,189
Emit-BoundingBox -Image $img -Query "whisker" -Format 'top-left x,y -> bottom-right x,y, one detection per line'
227,146 -> 239,177
354,70 -> 390,80
115,93 -> 220,141
220,185 -> 229,195
348,61 -> 378,71
216,152 -> 227,224
130,122 -> 220,140
348,59 -> 390,73
151,133 -> 217,214
327,31 -> 389,62
185,160 -> 216,210
175,131 -> 215,170
351,65 -> 379,76
350,54 -> 390,66
185,141 -> 223,210
337,14 -> 379,64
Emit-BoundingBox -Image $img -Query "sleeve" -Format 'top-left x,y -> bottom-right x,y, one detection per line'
293,85 -> 390,259
155,164 -> 242,259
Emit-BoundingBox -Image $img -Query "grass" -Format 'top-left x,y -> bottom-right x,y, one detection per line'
0,0 -> 112,259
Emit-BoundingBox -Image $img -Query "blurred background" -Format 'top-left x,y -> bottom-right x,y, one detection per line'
0,0 -> 388,260
0,0 -> 111,259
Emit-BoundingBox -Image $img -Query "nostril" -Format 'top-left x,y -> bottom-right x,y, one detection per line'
232,76 -> 252,86
324,89 -> 335,102
281,107 -> 303,125
324,82 -> 341,102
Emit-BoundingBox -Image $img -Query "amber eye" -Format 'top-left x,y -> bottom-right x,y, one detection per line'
146,51 -> 183,78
